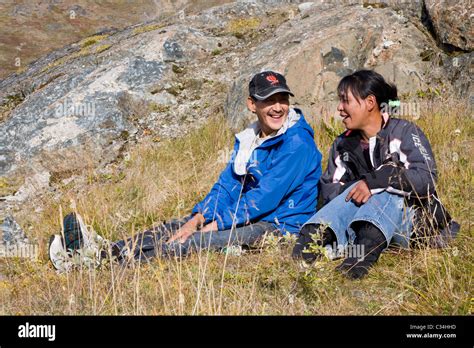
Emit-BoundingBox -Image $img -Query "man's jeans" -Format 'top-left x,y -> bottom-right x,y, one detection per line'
111,217 -> 277,263
305,183 -> 415,249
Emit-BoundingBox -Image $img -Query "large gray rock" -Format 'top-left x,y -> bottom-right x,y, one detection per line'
0,1 -> 279,203
0,23 -> 224,181
424,0 -> 473,51
225,1 -> 472,129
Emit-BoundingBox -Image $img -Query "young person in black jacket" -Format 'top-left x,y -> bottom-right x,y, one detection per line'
292,70 -> 459,279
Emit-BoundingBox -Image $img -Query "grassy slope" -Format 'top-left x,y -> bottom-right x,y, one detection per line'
0,99 -> 472,315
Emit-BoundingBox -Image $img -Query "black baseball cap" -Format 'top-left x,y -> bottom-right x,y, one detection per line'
249,71 -> 294,101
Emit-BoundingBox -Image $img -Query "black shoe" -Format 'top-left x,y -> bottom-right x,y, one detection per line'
292,224 -> 335,263
336,258 -> 373,279
100,243 -> 121,261
336,222 -> 387,280
429,220 -> 460,249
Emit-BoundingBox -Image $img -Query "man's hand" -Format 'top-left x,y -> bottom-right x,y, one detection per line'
167,213 -> 205,244
345,180 -> 371,205
200,221 -> 218,233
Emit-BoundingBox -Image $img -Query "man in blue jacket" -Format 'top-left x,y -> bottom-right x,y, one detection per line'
50,71 -> 322,267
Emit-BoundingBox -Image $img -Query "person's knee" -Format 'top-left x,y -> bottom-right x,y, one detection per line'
300,224 -> 318,238
354,222 -> 387,247
292,224 -> 314,259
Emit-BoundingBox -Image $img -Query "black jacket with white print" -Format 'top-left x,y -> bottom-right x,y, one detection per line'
320,116 -> 458,240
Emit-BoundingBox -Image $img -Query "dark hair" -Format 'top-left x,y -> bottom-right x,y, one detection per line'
337,70 -> 398,110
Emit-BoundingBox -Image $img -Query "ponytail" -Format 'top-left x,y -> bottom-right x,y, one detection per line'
337,70 -> 399,114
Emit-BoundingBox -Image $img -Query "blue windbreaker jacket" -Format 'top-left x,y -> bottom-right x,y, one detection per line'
191,108 -> 322,234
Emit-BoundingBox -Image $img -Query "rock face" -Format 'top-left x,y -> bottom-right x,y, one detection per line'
224,1 -> 473,128
0,1 -> 472,204
1,22 -> 224,177
424,0 -> 473,51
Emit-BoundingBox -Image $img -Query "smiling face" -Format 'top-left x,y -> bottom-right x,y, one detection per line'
247,92 -> 290,137
337,88 -> 372,130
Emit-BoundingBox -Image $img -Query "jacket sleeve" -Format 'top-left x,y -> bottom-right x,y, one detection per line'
362,123 -> 437,197
320,140 -> 356,205
216,142 -> 321,230
191,142 -> 241,223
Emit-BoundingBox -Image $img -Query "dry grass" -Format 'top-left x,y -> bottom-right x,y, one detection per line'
0,99 -> 472,315
132,23 -> 165,36
80,34 -> 109,48
226,17 -> 261,39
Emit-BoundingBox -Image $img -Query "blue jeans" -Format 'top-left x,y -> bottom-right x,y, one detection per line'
305,183 -> 415,248
112,217 -> 277,262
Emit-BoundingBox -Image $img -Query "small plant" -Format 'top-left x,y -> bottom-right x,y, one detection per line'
419,48 -> 435,62
3,93 -> 25,106
172,64 -> 185,74
416,87 -> 441,99
0,92 -> 26,123
362,2 -> 387,8
211,48 -> 222,56
149,102 -> 170,113
41,46 -> 92,73
80,34 -> 108,48
321,118 -> 344,140
132,23 -> 164,36
303,224 -> 333,261
95,44 -> 111,54
0,177 -> 9,189
0,175 -> 23,196
0,177 -> 13,196
165,83 -> 184,96
227,17 -> 261,39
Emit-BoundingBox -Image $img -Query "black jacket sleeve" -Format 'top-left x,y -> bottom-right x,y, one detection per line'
363,123 -> 437,198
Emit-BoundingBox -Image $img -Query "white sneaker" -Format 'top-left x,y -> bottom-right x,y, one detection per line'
48,212 -> 106,272
222,245 -> 244,256
48,234 -> 73,273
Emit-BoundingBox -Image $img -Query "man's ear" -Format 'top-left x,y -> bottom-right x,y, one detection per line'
246,97 -> 257,113
365,95 -> 377,112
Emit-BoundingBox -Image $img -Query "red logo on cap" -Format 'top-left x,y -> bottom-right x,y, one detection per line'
266,75 -> 279,85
